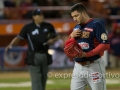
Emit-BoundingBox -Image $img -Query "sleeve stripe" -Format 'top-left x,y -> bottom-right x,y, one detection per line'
27,34 -> 34,51
17,35 -> 24,40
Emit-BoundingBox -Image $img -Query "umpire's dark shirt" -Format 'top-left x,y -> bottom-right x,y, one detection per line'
17,21 -> 57,52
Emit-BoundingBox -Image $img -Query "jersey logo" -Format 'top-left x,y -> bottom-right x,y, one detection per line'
101,33 -> 107,40
79,42 -> 89,49
91,72 -> 100,83
81,31 -> 90,38
73,27 -> 79,31
84,28 -> 93,32
32,29 -> 39,35
43,28 -> 48,32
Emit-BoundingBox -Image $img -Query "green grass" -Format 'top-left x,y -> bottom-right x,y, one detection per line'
0,78 -> 30,83
0,70 -> 120,90
0,77 -> 120,90
0,77 -> 71,90
0,87 -> 31,90
47,78 -> 70,89
107,84 -> 120,88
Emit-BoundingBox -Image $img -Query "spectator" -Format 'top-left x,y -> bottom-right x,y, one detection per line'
19,0 -> 38,19
50,33 -> 74,68
0,0 -> 4,19
50,36 -> 65,68
108,23 -> 120,68
105,0 -> 120,15
43,0 -> 61,18
4,0 -> 16,7
4,0 -> 21,19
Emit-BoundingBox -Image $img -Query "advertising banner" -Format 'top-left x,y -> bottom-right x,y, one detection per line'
0,21 -> 75,35
0,47 -> 27,70
3,51 -> 27,68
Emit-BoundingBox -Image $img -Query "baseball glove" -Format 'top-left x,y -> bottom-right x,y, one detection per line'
64,38 -> 82,61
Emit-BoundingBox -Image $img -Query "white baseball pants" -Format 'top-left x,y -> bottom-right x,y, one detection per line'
71,58 -> 106,90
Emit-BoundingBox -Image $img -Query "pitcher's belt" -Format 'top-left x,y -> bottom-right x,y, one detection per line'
77,60 -> 95,66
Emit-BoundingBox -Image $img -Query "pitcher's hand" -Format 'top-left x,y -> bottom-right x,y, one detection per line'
70,29 -> 82,39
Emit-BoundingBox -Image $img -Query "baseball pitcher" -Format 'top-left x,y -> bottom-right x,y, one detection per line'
64,3 -> 110,90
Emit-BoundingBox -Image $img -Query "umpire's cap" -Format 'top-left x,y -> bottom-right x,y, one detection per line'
32,9 -> 42,16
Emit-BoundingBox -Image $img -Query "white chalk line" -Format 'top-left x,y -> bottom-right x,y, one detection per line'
0,79 -> 119,87
0,80 -> 54,87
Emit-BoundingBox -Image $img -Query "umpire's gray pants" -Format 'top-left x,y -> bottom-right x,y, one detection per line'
28,53 -> 48,90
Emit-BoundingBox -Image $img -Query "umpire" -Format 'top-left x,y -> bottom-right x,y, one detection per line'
5,9 -> 59,90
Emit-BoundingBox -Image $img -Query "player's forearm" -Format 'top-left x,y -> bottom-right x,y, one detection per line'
52,35 -> 60,42
8,36 -> 20,46
47,35 -> 60,45
86,44 -> 110,57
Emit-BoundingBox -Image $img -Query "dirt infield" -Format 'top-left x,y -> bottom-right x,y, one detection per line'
0,71 -> 30,78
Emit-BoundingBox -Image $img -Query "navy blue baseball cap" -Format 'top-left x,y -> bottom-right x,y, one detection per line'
32,9 -> 42,16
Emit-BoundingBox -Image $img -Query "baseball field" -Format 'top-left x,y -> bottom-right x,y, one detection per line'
0,68 -> 120,90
